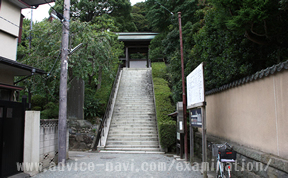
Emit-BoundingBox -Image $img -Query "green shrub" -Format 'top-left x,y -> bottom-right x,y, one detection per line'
152,62 -> 176,151
152,62 -> 167,79
159,120 -> 176,150
41,102 -> 59,119
31,94 -> 46,110
31,106 -> 42,111
84,88 -> 102,121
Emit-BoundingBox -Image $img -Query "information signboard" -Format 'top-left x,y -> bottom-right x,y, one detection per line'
186,63 -> 205,109
190,108 -> 202,127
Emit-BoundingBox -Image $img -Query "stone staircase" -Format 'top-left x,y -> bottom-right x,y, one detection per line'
104,68 -> 161,152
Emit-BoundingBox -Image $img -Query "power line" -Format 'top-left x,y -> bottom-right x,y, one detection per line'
47,48 -> 62,77
155,1 -> 174,15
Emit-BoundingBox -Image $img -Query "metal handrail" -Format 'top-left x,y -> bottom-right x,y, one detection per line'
93,64 -> 122,149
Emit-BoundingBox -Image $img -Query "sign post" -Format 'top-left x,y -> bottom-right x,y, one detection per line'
176,102 -> 184,159
186,63 -> 207,178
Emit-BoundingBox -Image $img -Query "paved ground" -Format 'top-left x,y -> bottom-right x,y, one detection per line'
33,151 -> 203,178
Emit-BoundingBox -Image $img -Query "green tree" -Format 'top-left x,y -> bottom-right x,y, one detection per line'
146,0 -> 288,103
17,18 -> 123,119
131,2 -> 152,32
52,0 -> 136,32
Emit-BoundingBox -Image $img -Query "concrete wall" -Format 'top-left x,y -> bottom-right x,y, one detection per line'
24,111 -> 40,176
205,70 -> 288,160
39,119 -> 59,169
24,112 -> 69,176
0,0 -> 21,60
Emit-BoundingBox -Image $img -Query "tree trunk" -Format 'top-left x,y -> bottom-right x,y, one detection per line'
96,66 -> 103,91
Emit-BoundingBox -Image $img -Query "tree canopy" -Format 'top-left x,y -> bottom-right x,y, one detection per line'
17,18 -> 123,119
52,0 -> 137,32
145,0 -> 288,103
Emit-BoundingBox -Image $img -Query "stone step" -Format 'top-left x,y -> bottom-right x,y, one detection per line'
106,142 -> 159,146
109,127 -> 157,131
104,148 -> 161,152
118,92 -> 152,94
116,98 -> 154,101
112,116 -> 156,120
112,120 -> 156,123
118,89 -> 150,91
113,108 -> 154,111
111,121 -> 156,124
107,137 -> 158,141
117,94 -> 152,96
113,114 -> 155,117
114,106 -> 154,109
117,95 -> 152,97
112,116 -> 156,119
113,109 -> 154,112
115,104 -> 153,107
108,134 -> 157,138
115,103 -> 154,106
111,123 -> 156,126
116,98 -> 153,100
110,124 -> 156,128
113,111 -> 155,115
116,98 -> 152,101
115,103 -> 153,105
106,141 -> 159,148
111,122 -> 156,125
114,104 -> 155,110
108,131 -> 158,135
119,83 -> 149,84
115,103 -> 154,105
117,93 -> 152,95
118,87 -> 150,89
113,114 -> 155,116
117,98 -> 153,100
120,82 -> 147,84
111,119 -> 156,122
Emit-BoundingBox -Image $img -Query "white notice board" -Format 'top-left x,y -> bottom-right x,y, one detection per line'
186,63 -> 205,109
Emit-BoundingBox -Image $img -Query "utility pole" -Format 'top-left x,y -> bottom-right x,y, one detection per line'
29,7 -> 33,49
58,0 -> 70,163
178,12 -> 188,161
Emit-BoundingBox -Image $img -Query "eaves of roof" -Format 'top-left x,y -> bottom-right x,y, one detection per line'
116,32 -> 159,41
205,59 -> 288,96
9,0 -> 55,9
0,56 -> 46,76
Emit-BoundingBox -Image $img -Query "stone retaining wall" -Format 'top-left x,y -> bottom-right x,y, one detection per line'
69,119 -> 98,150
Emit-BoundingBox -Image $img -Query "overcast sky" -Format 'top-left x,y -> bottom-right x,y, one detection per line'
22,0 -> 144,22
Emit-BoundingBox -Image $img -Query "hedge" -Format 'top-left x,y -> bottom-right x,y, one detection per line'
152,62 -> 176,151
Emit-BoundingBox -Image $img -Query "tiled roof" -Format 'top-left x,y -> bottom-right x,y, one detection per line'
206,59 -> 288,95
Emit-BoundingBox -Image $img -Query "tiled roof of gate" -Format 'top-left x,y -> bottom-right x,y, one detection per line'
205,59 -> 288,95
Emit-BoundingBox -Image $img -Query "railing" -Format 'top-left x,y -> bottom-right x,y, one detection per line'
93,64 -> 122,149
